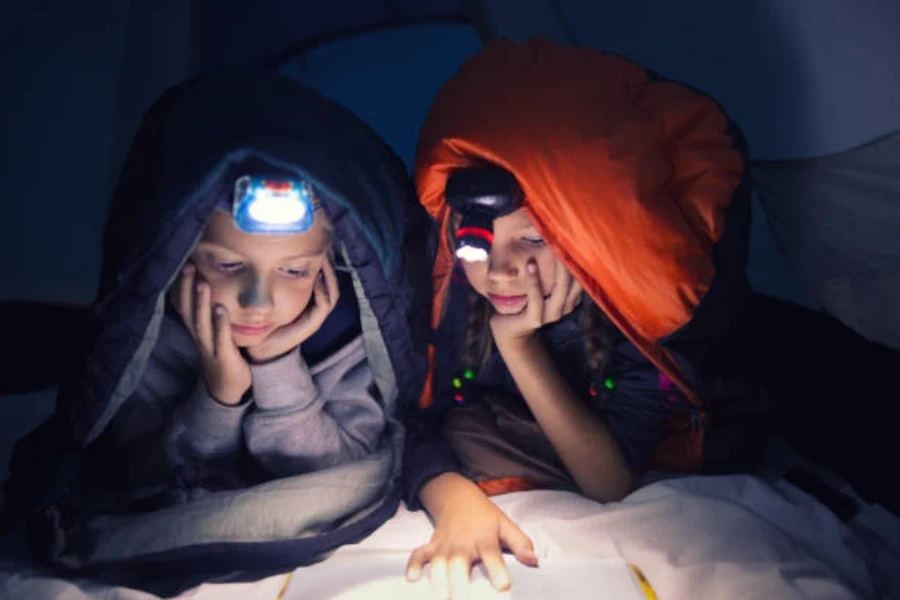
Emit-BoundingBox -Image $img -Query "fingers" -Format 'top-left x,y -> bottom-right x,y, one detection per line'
303,262 -> 336,333
429,555 -> 451,600
499,518 -> 539,567
302,257 -> 341,334
175,263 -> 195,324
477,543 -> 511,592
213,305 -> 237,361
320,256 -> 340,309
523,259 -> 544,327
564,277 -> 584,316
543,259 -> 569,322
193,280 -> 214,354
447,556 -> 472,600
408,543 -> 478,600
406,544 -> 433,582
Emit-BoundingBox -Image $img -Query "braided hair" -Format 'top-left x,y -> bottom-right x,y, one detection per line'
447,216 -> 612,386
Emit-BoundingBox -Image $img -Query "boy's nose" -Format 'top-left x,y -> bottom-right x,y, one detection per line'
238,276 -> 274,310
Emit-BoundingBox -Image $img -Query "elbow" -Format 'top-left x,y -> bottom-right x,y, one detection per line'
580,468 -> 636,504
342,416 -> 387,458
338,438 -> 374,463
339,424 -> 384,461
581,485 -> 628,504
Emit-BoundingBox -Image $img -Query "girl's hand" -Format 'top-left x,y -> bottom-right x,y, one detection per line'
406,473 -> 538,600
172,263 -> 251,406
246,257 -> 340,363
490,258 -> 582,348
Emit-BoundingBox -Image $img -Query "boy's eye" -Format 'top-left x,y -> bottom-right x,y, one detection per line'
279,267 -> 310,278
522,237 -> 546,248
213,261 -> 244,273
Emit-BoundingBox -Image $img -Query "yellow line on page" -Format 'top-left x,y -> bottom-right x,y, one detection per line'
276,571 -> 294,600
630,564 -> 659,600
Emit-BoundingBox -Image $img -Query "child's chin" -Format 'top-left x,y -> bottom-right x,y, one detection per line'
493,305 -> 527,316
232,331 -> 272,348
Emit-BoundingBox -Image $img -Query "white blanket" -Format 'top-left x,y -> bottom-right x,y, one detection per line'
1,474 -> 886,599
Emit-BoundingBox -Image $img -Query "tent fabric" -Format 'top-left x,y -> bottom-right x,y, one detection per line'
2,70 -> 433,583
754,130 -> 900,351
204,1 -> 472,71
479,0 -> 900,161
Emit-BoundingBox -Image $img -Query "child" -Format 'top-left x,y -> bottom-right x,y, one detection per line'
77,162 -> 384,491
1,71 -> 432,581
403,39 -> 757,597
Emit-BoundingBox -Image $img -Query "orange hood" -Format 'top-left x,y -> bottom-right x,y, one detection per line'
415,38 -> 744,407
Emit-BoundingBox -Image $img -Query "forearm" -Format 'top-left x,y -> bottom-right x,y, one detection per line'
244,342 -> 384,475
402,422 -> 463,510
498,336 -> 634,502
162,379 -> 250,481
419,471 -> 489,521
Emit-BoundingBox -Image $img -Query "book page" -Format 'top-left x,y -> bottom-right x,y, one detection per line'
281,552 -> 649,600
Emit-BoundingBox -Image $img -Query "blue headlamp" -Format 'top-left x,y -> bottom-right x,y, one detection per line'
232,175 -> 315,234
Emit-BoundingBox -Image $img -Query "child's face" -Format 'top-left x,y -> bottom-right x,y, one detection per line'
190,209 -> 332,347
454,208 -> 562,315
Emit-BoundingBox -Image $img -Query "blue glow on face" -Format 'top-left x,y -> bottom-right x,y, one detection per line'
232,175 -> 315,234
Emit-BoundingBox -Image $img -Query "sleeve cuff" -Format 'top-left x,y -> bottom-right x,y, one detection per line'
249,350 -> 318,411
175,380 -> 250,456
402,434 -> 462,510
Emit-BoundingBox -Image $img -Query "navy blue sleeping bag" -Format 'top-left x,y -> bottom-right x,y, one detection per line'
1,70 -> 433,587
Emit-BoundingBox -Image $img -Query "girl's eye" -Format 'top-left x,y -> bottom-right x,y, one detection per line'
214,261 -> 244,273
280,267 -> 310,279
522,237 -> 546,248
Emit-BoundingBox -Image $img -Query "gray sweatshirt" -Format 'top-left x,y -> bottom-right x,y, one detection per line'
85,311 -> 385,489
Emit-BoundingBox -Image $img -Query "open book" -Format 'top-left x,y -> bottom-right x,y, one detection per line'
280,552 -> 656,600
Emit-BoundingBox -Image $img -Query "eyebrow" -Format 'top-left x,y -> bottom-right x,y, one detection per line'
197,242 -> 244,257
281,250 -> 326,261
197,242 -> 325,261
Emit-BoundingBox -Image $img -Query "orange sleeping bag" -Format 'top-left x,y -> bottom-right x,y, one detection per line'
415,38 -> 746,472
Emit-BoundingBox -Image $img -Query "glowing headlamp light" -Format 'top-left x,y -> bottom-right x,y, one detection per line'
446,167 -> 523,262
232,175 -> 315,234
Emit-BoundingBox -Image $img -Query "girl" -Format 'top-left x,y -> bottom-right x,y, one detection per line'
403,38 -> 757,598
2,71 -> 432,582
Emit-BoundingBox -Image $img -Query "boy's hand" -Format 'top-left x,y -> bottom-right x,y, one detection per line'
172,263 -> 251,406
490,258 -> 582,350
245,257 -> 340,364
